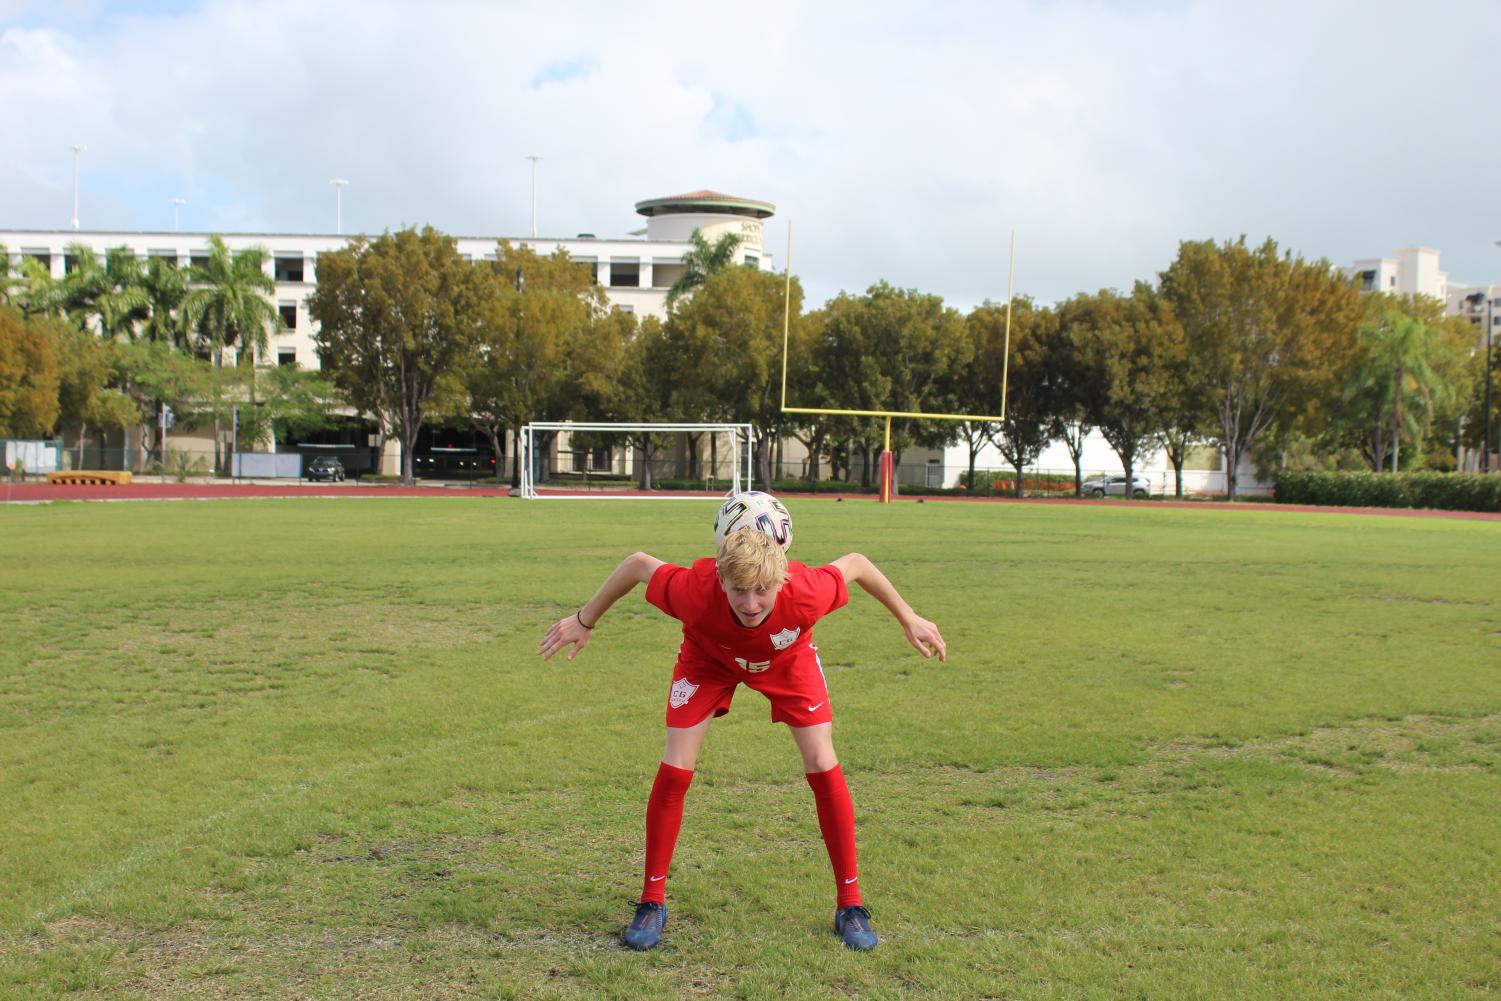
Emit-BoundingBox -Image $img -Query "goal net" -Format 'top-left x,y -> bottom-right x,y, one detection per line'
518,422 -> 753,499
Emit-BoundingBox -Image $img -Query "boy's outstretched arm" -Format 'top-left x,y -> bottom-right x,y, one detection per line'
830,553 -> 947,663
537,551 -> 664,662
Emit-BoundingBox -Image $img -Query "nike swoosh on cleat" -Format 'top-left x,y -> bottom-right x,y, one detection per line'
844,877 -> 858,884
807,702 -> 825,712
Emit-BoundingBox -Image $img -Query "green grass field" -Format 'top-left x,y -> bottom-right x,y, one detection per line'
2,496 -> 1499,1000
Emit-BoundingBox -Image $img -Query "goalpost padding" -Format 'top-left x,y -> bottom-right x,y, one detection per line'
518,422 -> 754,499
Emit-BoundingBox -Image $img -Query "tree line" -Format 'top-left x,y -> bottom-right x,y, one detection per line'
0,236 -> 336,473
3,229 -> 1493,496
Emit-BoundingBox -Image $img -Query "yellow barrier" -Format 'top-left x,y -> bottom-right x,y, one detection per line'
46,470 -> 133,486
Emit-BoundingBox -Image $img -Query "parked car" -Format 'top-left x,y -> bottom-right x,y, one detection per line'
305,456 -> 346,482
1081,474 -> 1150,498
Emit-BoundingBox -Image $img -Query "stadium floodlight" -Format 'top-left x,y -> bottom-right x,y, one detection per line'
519,422 -> 753,499
778,221 -> 1016,502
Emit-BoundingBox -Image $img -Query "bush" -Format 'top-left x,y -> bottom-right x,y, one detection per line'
958,471 -> 1076,497
1273,470 -> 1501,513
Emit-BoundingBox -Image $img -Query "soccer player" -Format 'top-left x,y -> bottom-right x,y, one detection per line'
536,528 -> 947,951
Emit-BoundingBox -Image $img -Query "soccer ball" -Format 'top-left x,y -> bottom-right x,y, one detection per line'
713,491 -> 793,551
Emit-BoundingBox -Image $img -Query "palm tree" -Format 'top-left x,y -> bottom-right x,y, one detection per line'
89,246 -> 151,339
140,256 -> 188,347
665,228 -> 746,307
0,244 -> 19,307
179,235 -> 280,364
179,235 -> 282,472
1342,309 -> 1452,471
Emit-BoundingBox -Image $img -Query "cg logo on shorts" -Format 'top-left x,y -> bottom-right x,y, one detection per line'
670,677 -> 700,708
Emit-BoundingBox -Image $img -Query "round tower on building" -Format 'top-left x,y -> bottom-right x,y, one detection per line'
634,190 -> 775,264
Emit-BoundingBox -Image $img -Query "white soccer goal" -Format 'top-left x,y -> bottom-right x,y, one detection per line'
518,422 -> 754,500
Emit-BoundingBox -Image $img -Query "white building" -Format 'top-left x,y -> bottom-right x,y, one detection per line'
2,191 -> 778,477
1344,247 -> 1449,299
1,189 -> 776,370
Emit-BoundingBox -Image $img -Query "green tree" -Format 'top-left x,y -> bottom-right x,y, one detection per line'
1160,237 -> 1362,499
113,339 -> 215,466
232,363 -> 343,450
309,227 -> 483,484
459,242 -> 605,485
0,305 -> 61,436
50,320 -> 116,465
973,298 -> 1055,497
180,235 -> 283,472
669,266 -> 807,488
0,244 -> 16,307
140,256 -> 188,346
15,256 -> 66,320
812,282 -> 969,489
954,301 -> 1009,490
666,227 -> 746,308
1062,284 -> 1186,498
1339,301 -> 1457,472
66,245 -> 151,339
180,235 -> 280,363
613,314 -> 680,489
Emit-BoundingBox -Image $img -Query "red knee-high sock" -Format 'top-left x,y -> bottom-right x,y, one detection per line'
806,763 -> 863,907
640,762 -> 694,904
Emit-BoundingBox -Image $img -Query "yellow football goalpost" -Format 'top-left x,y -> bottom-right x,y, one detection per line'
778,222 -> 1016,502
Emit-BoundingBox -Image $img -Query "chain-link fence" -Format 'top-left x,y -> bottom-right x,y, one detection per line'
521,456 -> 1268,498
8,443 -> 1268,497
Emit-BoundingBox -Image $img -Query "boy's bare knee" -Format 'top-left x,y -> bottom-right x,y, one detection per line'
801,748 -> 839,773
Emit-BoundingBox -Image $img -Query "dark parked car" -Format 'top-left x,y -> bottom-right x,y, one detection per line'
305,456 -> 346,482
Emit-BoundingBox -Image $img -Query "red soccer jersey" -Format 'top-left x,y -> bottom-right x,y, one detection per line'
645,558 -> 849,672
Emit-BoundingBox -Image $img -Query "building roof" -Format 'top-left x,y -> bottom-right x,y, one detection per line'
634,190 -> 775,219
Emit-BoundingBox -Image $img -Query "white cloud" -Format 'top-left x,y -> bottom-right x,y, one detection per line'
2,0 -> 1498,309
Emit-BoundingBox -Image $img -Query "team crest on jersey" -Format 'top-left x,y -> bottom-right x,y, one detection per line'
770,627 -> 801,651
669,677 -> 700,709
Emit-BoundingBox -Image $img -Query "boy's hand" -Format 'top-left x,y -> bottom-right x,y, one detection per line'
902,615 -> 947,663
537,614 -> 592,662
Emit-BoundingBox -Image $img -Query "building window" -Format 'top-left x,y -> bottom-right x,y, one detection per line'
274,256 -> 305,282
190,253 -> 209,269
148,250 -> 178,268
744,254 -> 758,268
278,303 -> 297,330
609,259 -> 640,288
615,304 -> 635,314
278,350 -> 296,366
1389,276 -> 1396,287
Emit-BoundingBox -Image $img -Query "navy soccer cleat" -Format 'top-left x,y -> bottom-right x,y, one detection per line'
834,904 -> 878,951
623,901 -> 667,950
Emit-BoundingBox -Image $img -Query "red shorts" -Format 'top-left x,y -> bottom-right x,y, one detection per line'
665,645 -> 833,728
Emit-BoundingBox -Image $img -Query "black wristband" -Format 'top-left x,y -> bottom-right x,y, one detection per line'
576,610 -> 596,630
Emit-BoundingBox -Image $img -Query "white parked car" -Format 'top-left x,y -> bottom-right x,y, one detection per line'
1081,474 -> 1151,498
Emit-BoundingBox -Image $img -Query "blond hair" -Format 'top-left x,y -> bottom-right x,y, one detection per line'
716,529 -> 788,590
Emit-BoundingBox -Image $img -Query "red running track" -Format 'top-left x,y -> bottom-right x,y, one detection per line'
0,481 -> 513,503
2,481 -> 1497,520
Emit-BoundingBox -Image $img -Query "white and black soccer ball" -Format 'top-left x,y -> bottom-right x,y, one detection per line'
713,491 -> 793,551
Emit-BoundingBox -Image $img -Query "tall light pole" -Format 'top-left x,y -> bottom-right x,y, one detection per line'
69,144 -> 86,230
329,178 -> 349,235
526,156 -> 542,239
1466,288 -> 1494,473
170,197 -> 185,232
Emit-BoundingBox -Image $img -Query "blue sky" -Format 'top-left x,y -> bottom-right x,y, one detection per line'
3,0 -> 1500,310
